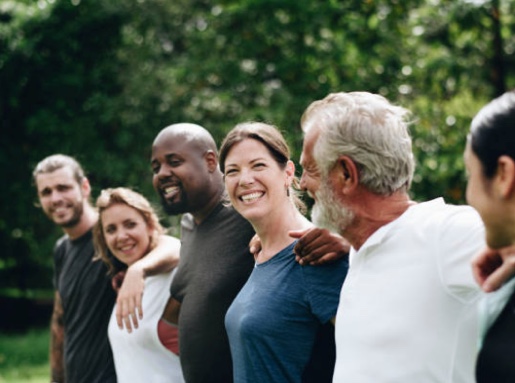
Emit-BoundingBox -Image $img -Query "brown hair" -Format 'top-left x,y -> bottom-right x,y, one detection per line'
219,121 -> 306,214
33,154 -> 86,184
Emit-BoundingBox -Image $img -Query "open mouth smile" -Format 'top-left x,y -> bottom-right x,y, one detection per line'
240,191 -> 264,203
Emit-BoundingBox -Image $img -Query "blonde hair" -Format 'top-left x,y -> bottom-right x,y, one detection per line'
93,187 -> 164,275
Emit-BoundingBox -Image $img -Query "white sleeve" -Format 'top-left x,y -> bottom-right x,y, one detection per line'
437,206 -> 484,303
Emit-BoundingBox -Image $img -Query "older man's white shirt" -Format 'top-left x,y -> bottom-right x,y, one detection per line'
333,198 -> 484,383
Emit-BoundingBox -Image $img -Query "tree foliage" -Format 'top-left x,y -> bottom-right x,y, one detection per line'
0,0 -> 513,293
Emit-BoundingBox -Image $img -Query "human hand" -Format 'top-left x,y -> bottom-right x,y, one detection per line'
472,245 -> 515,292
289,227 -> 350,266
249,234 -> 262,261
111,270 -> 125,293
161,297 -> 181,325
115,263 -> 145,333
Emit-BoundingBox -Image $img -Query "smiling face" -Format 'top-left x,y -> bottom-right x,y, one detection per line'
36,167 -> 87,228
300,124 -> 355,235
100,203 -> 153,266
223,138 -> 292,224
151,130 -> 215,216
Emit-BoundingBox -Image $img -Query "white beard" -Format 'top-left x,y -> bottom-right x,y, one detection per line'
311,180 -> 354,236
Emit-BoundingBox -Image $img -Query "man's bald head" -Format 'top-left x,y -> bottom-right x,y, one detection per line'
153,123 -> 218,156
151,122 -> 224,221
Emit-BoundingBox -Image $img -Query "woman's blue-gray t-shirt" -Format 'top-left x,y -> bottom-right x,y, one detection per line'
225,241 -> 348,383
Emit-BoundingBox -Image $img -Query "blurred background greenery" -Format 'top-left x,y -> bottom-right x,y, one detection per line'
0,329 -> 48,382
0,0 -> 513,366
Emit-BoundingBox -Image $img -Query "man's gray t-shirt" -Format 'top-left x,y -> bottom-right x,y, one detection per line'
53,230 -> 117,383
170,202 -> 255,383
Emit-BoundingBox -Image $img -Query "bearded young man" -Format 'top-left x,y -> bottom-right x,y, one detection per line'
34,154 -> 177,383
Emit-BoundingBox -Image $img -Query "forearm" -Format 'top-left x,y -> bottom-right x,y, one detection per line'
115,235 -> 181,331
132,234 -> 180,277
49,293 -> 65,383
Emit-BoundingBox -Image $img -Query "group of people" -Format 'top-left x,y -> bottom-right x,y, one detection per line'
32,89 -> 515,383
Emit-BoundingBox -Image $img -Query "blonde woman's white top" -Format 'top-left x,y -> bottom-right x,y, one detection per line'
108,269 -> 184,383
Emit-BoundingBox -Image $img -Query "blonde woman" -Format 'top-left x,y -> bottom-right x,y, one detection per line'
93,187 -> 184,383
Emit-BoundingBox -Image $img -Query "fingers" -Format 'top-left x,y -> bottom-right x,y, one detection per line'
289,228 -> 310,239
117,298 -> 141,333
135,294 -> 143,320
249,234 -> 262,255
291,227 -> 349,265
471,248 -> 501,289
291,228 -> 321,260
297,252 -> 341,266
116,302 -> 124,329
471,246 -> 515,292
116,292 -> 144,332
483,264 -> 514,293
115,265 -> 146,332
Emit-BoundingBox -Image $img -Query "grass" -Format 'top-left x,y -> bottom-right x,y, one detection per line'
0,328 -> 49,383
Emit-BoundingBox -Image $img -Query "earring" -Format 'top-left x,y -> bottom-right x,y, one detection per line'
286,185 -> 290,197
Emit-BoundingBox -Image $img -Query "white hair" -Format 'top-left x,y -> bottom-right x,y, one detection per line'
301,91 -> 415,195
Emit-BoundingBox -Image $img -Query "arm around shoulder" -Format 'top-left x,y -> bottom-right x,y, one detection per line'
115,234 -> 181,332
290,227 -> 350,266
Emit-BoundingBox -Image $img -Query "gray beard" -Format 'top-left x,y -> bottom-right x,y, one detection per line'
311,181 -> 354,236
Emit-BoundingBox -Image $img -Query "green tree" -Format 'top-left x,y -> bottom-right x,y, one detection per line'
0,0 -> 513,298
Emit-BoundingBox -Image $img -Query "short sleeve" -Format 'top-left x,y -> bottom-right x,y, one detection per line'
437,206 -> 484,303
303,258 -> 348,323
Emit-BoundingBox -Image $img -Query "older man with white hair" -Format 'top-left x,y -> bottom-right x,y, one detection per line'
299,91 -> 484,383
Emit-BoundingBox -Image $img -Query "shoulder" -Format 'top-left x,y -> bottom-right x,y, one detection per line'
209,205 -> 254,237
408,198 -> 483,233
54,234 -> 69,249
303,257 -> 348,282
53,234 -> 70,259
180,213 -> 195,231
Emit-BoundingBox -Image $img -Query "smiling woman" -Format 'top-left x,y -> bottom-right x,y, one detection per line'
218,122 -> 348,383
92,187 -> 184,383
94,188 -> 162,272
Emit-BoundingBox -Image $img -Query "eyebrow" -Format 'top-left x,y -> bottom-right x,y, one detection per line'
226,156 -> 268,168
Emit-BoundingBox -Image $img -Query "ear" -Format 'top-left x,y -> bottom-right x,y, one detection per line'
81,177 -> 92,198
148,225 -> 157,244
494,155 -> 515,199
205,150 -> 218,172
285,160 -> 295,184
335,156 -> 359,194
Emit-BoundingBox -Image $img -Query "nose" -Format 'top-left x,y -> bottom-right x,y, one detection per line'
299,170 -> 308,191
238,168 -> 254,186
156,163 -> 172,180
50,190 -> 63,204
115,228 -> 129,242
